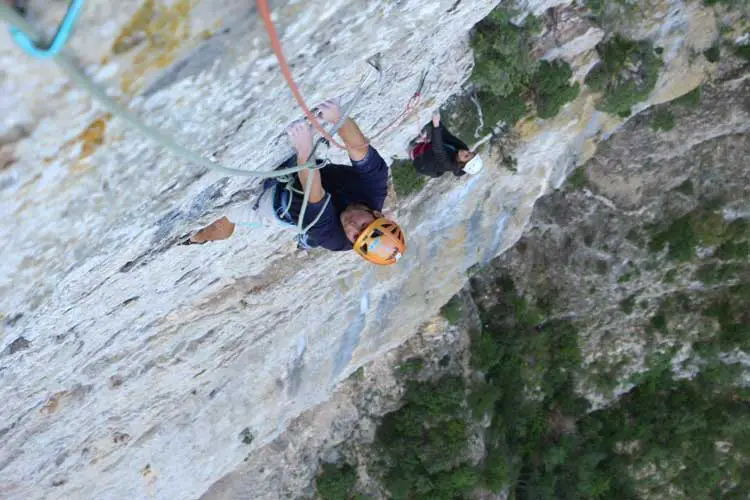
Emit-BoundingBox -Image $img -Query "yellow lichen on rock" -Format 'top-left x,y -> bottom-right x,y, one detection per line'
112,0 -> 197,95
78,115 -> 111,161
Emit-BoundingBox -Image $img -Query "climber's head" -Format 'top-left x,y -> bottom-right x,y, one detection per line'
457,149 -> 475,164
458,151 -> 483,175
341,204 -> 406,265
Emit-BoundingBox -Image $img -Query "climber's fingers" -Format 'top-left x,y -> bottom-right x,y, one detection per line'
315,99 -> 342,124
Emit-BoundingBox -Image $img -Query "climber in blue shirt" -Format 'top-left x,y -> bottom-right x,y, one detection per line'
188,100 -> 406,266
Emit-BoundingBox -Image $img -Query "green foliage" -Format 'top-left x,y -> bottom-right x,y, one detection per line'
440,296 -> 463,325
403,376 -> 466,417
374,376 -> 476,500
626,228 -> 644,246
364,197 -> 748,499
364,247 -> 750,500
704,0 -> 744,6
584,362 -> 750,498
398,357 -> 425,376
469,6 -> 578,126
350,366 -> 365,381
585,35 -> 663,116
390,159 -> 426,198
702,286 -> 750,351
648,207 -> 748,262
470,9 -> 539,98
620,295 -> 636,314
567,167 -> 589,190
649,107 -> 675,131
662,268 -> 677,283
704,44 -> 721,62
736,42 -> 750,60
316,463 -> 358,500
466,276 -> 592,496
650,310 -> 668,333
534,60 -> 581,119
618,266 -> 639,283
695,263 -> 746,284
649,213 -> 697,261
478,90 -> 527,129
586,0 -> 604,15
671,86 -> 702,109
675,178 -> 694,195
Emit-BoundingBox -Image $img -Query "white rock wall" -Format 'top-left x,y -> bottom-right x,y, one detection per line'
0,0 -> 721,498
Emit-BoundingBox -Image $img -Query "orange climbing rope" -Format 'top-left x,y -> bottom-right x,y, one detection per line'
256,0 -> 349,150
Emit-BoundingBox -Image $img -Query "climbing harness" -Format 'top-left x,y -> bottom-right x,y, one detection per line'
9,0 -> 84,59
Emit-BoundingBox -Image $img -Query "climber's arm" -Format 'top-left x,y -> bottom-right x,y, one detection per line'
336,118 -> 370,162
296,169 -> 325,203
317,100 -> 369,162
289,121 -> 325,203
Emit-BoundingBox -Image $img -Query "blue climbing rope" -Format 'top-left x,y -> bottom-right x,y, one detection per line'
9,0 -> 85,59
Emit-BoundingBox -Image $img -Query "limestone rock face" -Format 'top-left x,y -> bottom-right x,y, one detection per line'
0,0 -> 742,498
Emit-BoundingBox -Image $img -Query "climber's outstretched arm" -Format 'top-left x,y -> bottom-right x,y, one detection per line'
288,121 -> 325,203
317,100 -> 369,162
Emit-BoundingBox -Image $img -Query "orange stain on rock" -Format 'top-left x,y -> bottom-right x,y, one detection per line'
39,391 -> 69,415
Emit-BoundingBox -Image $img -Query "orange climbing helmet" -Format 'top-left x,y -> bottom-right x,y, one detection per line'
353,218 -> 407,266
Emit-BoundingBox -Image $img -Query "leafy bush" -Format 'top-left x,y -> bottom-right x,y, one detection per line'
671,85 -> 701,109
620,295 -> 636,314
704,44 -> 721,62
470,9 -> 539,98
478,90 -> 527,129
397,357 -> 425,376
585,35 -> 663,116
316,463 -> 358,500
649,108 -> 675,131
469,6 -> 578,126
534,60 -> 581,119
567,167 -> 589,190
648,207 -> 747,262
440,296 -> 463,325
674,179 -> 694,195
374,376 -> 476,500
390,159 -> 425,197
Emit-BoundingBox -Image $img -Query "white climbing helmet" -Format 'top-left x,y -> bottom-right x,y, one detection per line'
462,154 -> 484,175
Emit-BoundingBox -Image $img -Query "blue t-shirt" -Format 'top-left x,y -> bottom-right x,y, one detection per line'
282,146 -> 389,251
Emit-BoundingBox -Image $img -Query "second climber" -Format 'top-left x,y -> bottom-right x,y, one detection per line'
410,110 -> 483,178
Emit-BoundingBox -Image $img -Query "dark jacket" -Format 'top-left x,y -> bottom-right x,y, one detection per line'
413,124 -> 469,178
278,146 -> 389,251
